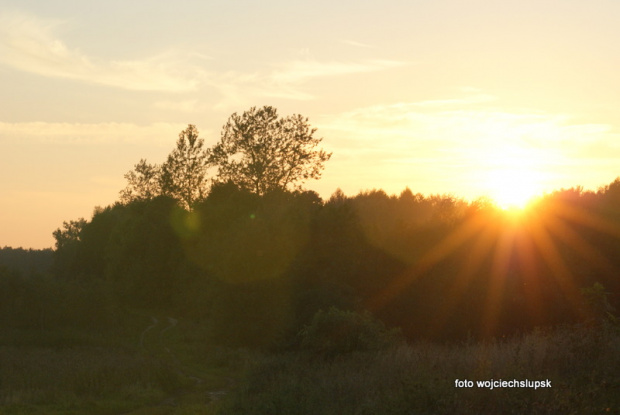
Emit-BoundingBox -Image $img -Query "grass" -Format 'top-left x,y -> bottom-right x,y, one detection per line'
0,313 -> 249,415
3,315 -> 618,414
0,345 -> 180,414
219,325 -> 620,414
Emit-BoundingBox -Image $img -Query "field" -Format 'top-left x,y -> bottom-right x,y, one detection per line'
1,320 -> 618,414
0,314 -> 251,415
221,325 -> 620,415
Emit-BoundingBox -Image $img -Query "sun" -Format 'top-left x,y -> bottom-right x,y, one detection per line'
485,167 -> 542,209
476,143 -> 548,210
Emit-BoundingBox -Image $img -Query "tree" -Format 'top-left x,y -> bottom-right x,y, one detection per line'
209,106 -> 332,195
119,159 -> 161,204
105,197 -> 184,308
52,218 -> 87,279
119,125 -> 210,209
53,218 -> 87,251
160,124 -> 211,209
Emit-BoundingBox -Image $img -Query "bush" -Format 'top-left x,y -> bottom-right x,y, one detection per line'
299,308 -> 401,357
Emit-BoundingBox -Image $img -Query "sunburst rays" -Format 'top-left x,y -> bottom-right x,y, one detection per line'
367,194 -> 619,338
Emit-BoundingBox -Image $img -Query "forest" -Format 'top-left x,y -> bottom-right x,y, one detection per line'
1,106 -> 619,414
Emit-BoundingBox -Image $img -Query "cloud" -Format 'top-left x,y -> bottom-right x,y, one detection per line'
269,58 -> 404,84
317,100 -> 620,168
206,58 -> 406,109
0,121 -> 187,145
153,99 -> 210,113
189,57 -> 405,110
0,11 -> 208,92
205,71 -> 316,110
0,11 -> 406,106
313,100 -> 620,198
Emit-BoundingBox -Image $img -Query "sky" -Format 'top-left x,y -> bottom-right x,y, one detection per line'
2,0 -> 620,249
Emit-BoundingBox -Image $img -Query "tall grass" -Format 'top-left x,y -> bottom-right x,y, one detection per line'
0,317 -> 251,414
220,325 -> 620,414
0,345 -> 184,414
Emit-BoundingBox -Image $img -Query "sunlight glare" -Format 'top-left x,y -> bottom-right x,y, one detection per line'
486,168 -> 542,209
474,141 -> 549,210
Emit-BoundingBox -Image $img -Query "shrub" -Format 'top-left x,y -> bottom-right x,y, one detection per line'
299,307 -> 401,357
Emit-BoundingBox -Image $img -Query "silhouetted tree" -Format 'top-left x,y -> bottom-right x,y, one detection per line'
119,125 -> 210,209
119,159 -> 161,204
105,196 -> 184,308
209,106 -> 331,195
52,218 -> 87,279
77,205 -> 125,280
53,219 -> 87,250
160,124 -> 210,209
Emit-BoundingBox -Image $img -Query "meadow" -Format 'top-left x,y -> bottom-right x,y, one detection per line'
1,321 -> 618,414
220,324 -> 620,414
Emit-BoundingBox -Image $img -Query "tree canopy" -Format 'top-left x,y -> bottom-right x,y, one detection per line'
160,124 -> 210,209
119,109 -> 330,207
119,159 -> 161,204
209,106 -> 331,195
119,124 -> 210,209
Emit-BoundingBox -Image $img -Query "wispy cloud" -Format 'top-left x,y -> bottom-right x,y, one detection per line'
318,100 -> 620,168
204,70 -> 316,110
200,57 -> 406,109
0,11 -> 406,106
314,100 -> 620,198
269,58 -> 404,84
0,121 -> 187,145
153,99 -> 210,113
208,57 -> 406,109
0,11 -> 208,92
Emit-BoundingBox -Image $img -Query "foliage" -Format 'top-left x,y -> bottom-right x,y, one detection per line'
160,124 -> 211,209
208,278 -> 295,349
209,106 -> 331,195
105,196 -> 185,308
187,187 -> 319,348
48,175 -> 620,346
52,218 -> 88,279
119,158 -> 161,204
52,218 -> 87,251
49,198 -> 186,308
119,124 -> 210,209
11,171 -> 620,412
299,308 -> 402,357
190,187 -> 314,284
0,266 -> 118,330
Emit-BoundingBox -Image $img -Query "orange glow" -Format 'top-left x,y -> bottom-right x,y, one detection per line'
476,143 -> 548,210
486,168 -> 542,210
367,193 -> 617,338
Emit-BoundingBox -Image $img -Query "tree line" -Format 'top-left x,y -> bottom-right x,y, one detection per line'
2,106 -> 619,349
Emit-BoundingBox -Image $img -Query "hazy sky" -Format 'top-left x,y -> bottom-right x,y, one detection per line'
2,0 -> 620,248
